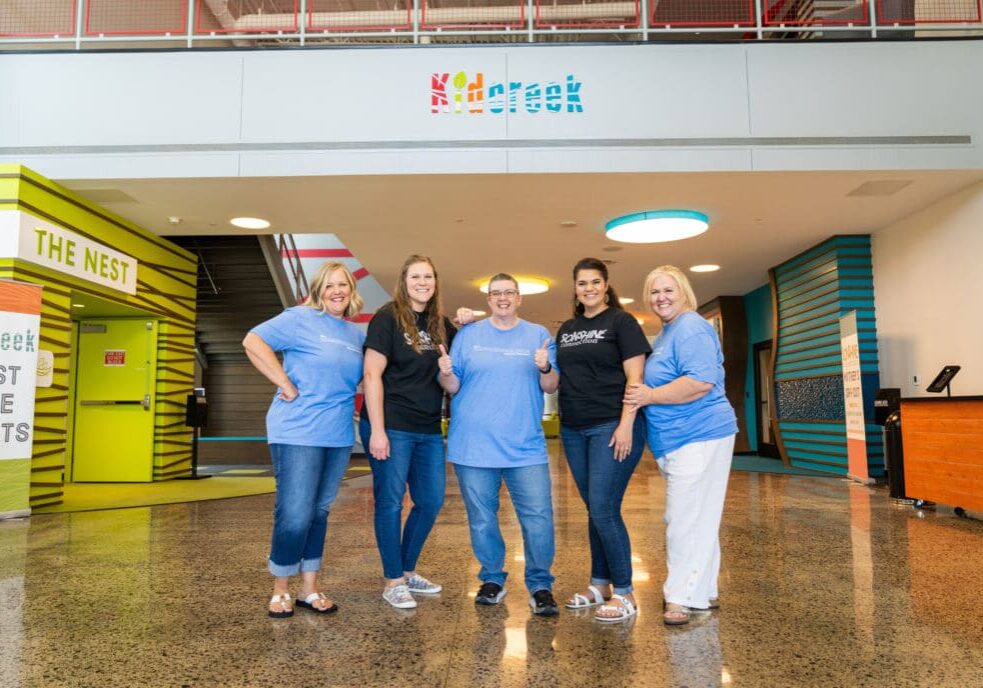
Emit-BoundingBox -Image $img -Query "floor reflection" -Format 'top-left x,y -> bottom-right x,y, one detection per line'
1,441 -> 982,687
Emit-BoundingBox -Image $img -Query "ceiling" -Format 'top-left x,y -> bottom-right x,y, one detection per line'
66,169 -> 983,335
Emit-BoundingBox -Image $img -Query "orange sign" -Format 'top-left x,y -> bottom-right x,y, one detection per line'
104,350 -> 126,366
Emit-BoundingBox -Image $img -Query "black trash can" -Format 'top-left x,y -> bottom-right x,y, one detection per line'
883,410 -> 906,499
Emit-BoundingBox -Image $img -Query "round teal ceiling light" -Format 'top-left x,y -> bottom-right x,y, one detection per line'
605,210 -> 709,244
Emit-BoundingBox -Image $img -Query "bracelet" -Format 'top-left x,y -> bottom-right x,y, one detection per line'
539,362 -> 552,374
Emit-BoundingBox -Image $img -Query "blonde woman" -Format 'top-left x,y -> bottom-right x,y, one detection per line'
624,265 -> 737,626
243,262 -> 365,618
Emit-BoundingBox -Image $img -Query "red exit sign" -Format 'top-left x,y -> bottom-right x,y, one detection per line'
104,350 -> 126,366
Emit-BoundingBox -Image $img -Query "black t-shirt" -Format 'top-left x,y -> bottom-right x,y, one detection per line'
364,303 -> 456,435
555,307 -> 652,428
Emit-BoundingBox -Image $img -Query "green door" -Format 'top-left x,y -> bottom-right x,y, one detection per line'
72,319 -> 157,482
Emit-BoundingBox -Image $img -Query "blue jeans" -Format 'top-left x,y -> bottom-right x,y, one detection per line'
359,416 -> 446,579
560,415 -> 646,595
268,443 -> 352,577
453,462 -> 555,594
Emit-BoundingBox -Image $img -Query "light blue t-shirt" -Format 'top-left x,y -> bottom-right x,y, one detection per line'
447,319 -> 559,468
251,306 -> 365,448
642,310 -> 737,457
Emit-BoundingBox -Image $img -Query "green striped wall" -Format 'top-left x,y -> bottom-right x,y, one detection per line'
0,165 -> 197,509
769,235 -> 884,477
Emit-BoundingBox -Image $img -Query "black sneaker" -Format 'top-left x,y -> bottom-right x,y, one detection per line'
475,582 -> 506,605
529,589 -> 559,616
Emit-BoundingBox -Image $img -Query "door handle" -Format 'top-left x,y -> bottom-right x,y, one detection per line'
80,399 -> 150,411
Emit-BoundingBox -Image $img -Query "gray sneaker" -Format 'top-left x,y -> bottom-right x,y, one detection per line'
405,573 -> 442,594
382,584 -> 417,609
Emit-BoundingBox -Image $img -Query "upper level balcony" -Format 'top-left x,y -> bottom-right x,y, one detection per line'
1,0 -> 981,50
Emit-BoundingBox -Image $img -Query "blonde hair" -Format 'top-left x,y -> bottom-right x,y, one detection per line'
643,265 -> 698,314
306,261 -> 364,318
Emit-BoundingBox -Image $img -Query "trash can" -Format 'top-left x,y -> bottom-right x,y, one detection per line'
883,410 -> 906,499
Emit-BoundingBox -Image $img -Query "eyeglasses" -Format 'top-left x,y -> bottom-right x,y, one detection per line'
488,289 -> 519,298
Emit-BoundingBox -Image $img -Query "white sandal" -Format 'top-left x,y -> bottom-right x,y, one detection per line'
268,592 -> 294,618
595,594 -> 638,623
565,584 -> 607,609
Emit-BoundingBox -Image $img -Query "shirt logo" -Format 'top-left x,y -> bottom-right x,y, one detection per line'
403,330 -> 436,351
473,344 -> 530,356
320,335 -> 361,353
559,329 -> 607,347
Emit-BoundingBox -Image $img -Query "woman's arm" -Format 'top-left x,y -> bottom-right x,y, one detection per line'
623,375 -> 712,408
608,354 -> 646,460
362,349 -> 391,459
243,332 -> 298,401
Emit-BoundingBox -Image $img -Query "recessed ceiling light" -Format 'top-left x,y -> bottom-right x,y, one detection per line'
72,303 -> 85,308
167,216 -> 183,225
606,210 -> 709,244
560,220 -> 577,227
619,297 -> 634,305
230,217 -> 271,230
479,276 -> 550,295
690,264 -> 720,273
471,310 -> 486,316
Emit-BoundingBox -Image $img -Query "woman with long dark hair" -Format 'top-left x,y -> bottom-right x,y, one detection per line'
359,255 -> 456,609
556,257 -> 650,622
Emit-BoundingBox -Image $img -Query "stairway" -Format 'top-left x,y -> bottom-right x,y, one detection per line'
169,235 -> 287,463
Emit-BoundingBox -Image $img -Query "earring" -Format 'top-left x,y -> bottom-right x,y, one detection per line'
604,293 -> 610,304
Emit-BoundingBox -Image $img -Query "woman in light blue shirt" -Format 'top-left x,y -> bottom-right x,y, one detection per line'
244,261 -> 365,619
624,265 -> 737,626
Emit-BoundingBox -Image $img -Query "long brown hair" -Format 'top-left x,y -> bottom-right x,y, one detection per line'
392,254 -> 447,353
572,257 -> 624,318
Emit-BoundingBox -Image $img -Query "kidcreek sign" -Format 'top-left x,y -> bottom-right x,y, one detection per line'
431,72 -> 584,114
0,210 -> 138,295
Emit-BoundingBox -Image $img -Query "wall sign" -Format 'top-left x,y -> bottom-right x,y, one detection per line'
0,210 -> 138,295
431,72 -> 584,114
104,350 -> 126,366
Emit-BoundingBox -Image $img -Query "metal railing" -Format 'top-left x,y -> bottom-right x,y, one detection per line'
1,0 -> 981,48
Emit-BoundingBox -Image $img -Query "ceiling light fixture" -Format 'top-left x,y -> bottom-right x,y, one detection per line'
605,210 -> 709,244
230,217 -> 271,230
619,297 -> 634,305
471,310 -> 487,316
690,264 -> 720,273
479,276 -> 550,295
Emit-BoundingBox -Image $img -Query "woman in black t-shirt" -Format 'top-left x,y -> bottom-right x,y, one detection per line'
556,257 -> 651,623
359,254 -> 456,609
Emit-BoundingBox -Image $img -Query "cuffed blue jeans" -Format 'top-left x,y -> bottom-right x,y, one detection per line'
453,462 -> 555,595
268,443 -> 351,577
560,415 -> 646,595
359,416 -> 446,580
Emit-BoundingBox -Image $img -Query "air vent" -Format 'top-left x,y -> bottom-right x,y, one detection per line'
847,180 -> 914,197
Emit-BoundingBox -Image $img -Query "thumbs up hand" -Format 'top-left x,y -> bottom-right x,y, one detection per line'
437,344 -> 454,376
535,338 -> 552,374
453,307 -> 476,325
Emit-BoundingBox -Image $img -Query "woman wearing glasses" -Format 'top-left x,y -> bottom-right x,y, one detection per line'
556,257 -> 650,623
438,274 -> 561,616
359,255 -> 456,609
624,265 -> 737,626
243,261 -> 365,618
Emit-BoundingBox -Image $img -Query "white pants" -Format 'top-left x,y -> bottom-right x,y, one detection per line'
656,434 -> 735,608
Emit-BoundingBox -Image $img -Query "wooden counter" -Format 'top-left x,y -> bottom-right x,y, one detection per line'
900,396 -> 983,511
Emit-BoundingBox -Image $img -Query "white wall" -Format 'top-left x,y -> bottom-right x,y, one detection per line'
873,179 -> 983,396
2,40 -> 983,179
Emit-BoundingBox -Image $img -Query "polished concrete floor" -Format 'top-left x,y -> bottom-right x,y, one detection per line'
1,441 -> 982,688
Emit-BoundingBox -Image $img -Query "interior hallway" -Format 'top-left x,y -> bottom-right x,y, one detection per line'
1,442 -> 981,688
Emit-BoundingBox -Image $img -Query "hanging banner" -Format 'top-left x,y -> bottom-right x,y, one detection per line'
0,279 -> 42,519
840,311 -> 870,483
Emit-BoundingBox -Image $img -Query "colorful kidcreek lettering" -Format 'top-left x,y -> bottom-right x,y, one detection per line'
431,72 -> 584,114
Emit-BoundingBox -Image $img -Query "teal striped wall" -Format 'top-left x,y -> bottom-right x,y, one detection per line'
769,236 -> 884,477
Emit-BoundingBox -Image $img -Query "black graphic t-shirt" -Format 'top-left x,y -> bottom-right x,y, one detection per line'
555,307 -> 652,428
364,303 -> 456,434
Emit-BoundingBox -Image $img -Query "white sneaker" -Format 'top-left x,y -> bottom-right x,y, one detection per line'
405,573 -> 442,594
382,584 -> 417,609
